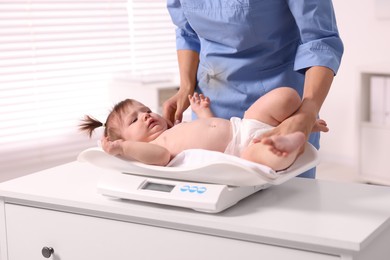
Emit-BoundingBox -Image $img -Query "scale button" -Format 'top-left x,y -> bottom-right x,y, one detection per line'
196,186 -> 207,194
188,186 -> 197,193
179,185 -> 207,194
180,185 -> 190,192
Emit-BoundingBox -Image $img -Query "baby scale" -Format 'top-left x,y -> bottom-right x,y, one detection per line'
78,143 -> 319,213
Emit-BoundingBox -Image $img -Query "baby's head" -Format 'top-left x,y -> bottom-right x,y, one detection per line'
80,99 -> 169,142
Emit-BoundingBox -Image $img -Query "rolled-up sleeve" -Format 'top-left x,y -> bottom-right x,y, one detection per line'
287,0 -> 344,75
167,0 -> 200,52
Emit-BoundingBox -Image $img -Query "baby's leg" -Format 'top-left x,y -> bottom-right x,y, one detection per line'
244,87 -> 301,126
188,92 -> 214,118
240,132 -> 305,171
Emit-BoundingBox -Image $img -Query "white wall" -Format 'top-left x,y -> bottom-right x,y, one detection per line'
319,0 -> 390,166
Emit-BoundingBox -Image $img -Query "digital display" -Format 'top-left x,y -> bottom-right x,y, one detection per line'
142,182 -> 175,192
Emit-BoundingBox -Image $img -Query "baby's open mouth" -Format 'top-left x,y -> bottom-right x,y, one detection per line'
148,119 -> 157,128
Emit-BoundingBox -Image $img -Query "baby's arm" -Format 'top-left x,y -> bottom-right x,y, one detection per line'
188,92 -> 214,118
101,137 -> 171,166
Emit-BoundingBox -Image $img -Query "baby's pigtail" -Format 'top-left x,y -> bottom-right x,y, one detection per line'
79,115 -> 104,138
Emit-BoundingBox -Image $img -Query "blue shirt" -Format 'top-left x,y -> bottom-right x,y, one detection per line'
167,0 -> 343,178
167,0 -> 344,119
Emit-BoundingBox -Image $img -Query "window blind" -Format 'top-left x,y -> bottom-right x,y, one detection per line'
0,0 -> 178,181
129,0 -> 178,80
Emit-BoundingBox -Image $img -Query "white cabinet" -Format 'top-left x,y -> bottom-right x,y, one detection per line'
5,204 -> 337,260
359,67 -> 390,185
1,161 -> 390,260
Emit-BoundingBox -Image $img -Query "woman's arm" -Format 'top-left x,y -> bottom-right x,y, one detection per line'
287,0 -> 344,74
301,66 -> 334,123
260,1 -> 344,151
163,49 -> 199,124
293,66 -> 334,136
260,66 -> 334,148
102,138 -> 171,166
165,0 -> 201,124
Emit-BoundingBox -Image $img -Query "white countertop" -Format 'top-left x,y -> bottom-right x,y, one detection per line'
1,161 -> 390,255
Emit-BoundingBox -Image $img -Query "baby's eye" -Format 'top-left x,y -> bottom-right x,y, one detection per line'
131,118 -> 138,123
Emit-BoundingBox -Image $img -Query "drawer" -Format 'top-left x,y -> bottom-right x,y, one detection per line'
5,204 -> 339,260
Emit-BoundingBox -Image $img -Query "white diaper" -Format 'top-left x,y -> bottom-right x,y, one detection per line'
224,117 -> 274,157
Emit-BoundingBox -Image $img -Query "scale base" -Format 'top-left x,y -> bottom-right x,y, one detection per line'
97,173 -> 270,213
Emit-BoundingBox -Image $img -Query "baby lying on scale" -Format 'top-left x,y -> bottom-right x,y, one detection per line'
79,87 -> 328,171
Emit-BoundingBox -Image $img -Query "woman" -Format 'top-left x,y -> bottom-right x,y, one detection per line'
163,0 -> 344,178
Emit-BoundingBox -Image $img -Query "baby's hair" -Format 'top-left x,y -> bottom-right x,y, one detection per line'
79,99 -> 140,140
79,115 -> 104,138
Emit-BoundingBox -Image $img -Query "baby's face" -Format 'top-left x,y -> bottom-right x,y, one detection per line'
119,102 -> 168,142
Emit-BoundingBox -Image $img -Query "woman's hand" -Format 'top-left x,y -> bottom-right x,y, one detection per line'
312,119 -> 329,133
162,88 -> 192,126
163,50 -> 199,126
263,112 -> 315,136
257,110 -> 323,154
259,66 -> 334,154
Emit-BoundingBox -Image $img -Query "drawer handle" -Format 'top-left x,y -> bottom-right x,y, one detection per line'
41,247 -> 54,258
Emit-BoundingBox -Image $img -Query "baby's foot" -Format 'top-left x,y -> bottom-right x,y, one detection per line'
188,92 -> 214,118
261,132 -> 306,157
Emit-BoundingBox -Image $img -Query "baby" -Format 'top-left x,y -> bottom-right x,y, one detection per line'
80,87 -> 328,171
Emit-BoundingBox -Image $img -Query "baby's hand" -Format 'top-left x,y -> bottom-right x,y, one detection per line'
101,137 -> 124,156
189,92 -> 210,110
188,92 -> 214,118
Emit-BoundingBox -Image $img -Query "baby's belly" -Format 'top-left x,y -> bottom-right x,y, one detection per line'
159,118 -> 232,156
